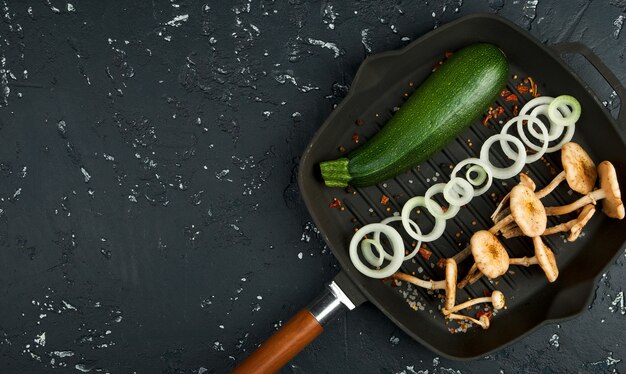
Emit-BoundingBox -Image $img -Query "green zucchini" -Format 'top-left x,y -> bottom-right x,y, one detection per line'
320,43 -> 509,188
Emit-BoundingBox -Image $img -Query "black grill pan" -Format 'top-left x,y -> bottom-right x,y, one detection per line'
233,14 -> 626,371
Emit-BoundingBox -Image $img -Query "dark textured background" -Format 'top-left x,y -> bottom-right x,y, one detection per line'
0,1 -> 625,373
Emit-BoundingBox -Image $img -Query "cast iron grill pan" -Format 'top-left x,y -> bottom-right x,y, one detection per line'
299,15 -> 626,359
233,15 -> 626,370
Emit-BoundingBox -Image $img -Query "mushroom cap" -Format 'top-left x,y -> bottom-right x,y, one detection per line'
568,204 -> 596,242
444,259 -> 458,310
470,230 -> 510,279
532,237 -> 558,282
561,142 -> 597,194
598,161 -> 625,219
491,290 -> 506,310
478,314 -> 490,330
519,173 -> 536,191
510,185 -> 547,236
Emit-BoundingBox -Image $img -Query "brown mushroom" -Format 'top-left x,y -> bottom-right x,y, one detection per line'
490,185 -> 547,236
443,290 -> 505,315
491,173 -> 536,222
456,231 -> 510,288
508,237 -> 559,282
501,204 -> 596,241
447,312 -> 490,329
392,258 -> 457,310
544,161 -> 624,219
535,142 -> 597,198
470,230 -> 510,279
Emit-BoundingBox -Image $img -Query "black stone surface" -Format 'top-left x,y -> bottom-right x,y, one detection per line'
0,1 -> 625,373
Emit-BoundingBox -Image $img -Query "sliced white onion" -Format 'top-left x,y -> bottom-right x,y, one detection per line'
443,177 -> 474,206
480,134 -> 527,179
548,95 -> 581,127
451,158 -> 493,196
349,223 -> 405,278
527,103 -> 571,141
401,196 -> 446,242
500,115 -> 549,164
544,122 -> 575,153
466,165 -> 487,186
424,183 -> 460,220
519,96 -> 554,116
365,216 -> 423,261
361,239 -> 385,267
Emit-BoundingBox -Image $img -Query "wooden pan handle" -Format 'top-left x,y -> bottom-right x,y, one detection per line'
231,309 -> 323,374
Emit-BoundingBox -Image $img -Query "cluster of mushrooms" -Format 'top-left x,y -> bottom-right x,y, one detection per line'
392,142 -> 624,330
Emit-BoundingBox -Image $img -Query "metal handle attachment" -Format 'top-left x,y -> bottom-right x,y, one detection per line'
308,281 -> 357,325
551,42 -> 626,128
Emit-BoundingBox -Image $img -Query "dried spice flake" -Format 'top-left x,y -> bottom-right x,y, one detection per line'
517,83 -> 530,94
329,198 -> 342,208
505,94 -> 518,102
379,194 -> 390,205
418,247 -> 432,261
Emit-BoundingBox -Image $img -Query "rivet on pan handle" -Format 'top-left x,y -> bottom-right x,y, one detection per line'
551,42 -> 626,128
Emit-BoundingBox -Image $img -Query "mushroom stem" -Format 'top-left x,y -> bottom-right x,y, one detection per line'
502,204 -> 595,240
488,214 -> 514,235
545,189 -> 605,216
534,171 -> 566,199
392,272 -> 445,290
392,259 -> 457,310
457,263 -> 479,289
444,259 -> 458,311
443,296 -> 492,315
447,313 -> 490,329
508,256 -> 538,266
450,245 -> 472,264
443,290 -> 505,315
568,205 -> 596,241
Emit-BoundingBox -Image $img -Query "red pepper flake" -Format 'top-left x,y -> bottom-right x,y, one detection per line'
482,114 -> 493,126
441,206 -> 449,213
476,310 -> 493,320
527,76 -> 540,97
329,198 -> 342,208
505,94 -> 518,102
512,104 -> 519,116
436,258 -> 447,269
444,51 -> 454,59
483,106 -> 505,126
517,83 -> 530,94
500,89 -> 512,97
493,106 -> 505,118
352,133 -> 360,143
418,247 -> 432,261
380,194 -> 389,205
355,118 -> 365,126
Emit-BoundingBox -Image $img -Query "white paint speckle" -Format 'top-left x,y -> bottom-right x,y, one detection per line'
75,363 -> 91,372
66,3 -> 75,12
614,15 -> 625,39
165,14 -> 189,27
609,291 -> 625,315
306,37 -> 342,58
34,332 -> 46,347
80,167 -> 91,183
297,252 -> 303,259
549,333 -> 560,348
53,350 -> 74,358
